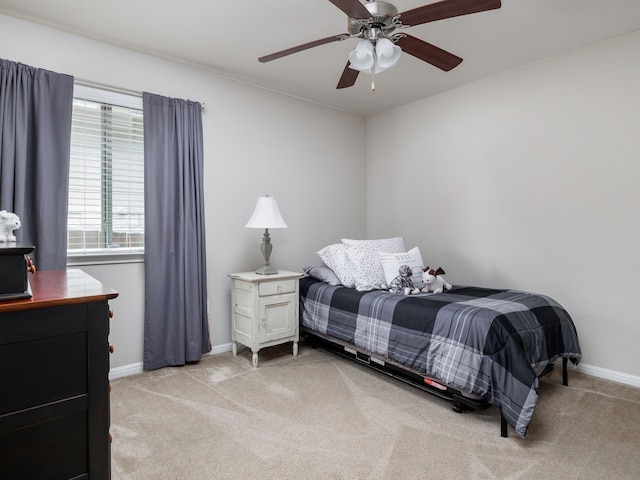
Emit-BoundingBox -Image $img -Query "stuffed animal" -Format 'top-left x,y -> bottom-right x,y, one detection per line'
0,210 -> 21,242
389,264 -> 420,295
421,266 -> 452,294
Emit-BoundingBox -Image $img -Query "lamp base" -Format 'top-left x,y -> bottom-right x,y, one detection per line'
255,264 -> 279,275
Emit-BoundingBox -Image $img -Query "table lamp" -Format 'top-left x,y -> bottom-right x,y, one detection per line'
245,195 -> 288,274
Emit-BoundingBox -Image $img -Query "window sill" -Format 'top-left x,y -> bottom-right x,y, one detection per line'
67,250 -> 144,266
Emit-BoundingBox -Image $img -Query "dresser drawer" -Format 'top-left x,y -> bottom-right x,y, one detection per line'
258,279 -> 296,296
0,332 -> 88,415
0,411 -> 88,479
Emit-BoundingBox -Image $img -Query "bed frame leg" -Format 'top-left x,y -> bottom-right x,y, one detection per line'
500,411 -> 508,438
562,357 -> 568,386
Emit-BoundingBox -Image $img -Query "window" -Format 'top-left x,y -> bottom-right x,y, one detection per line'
67,85 -> 144,258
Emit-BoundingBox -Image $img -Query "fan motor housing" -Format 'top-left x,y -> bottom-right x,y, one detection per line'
347,2 -> 399,36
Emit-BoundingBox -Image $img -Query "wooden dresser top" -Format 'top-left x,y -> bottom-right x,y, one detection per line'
0,269 -> 118,313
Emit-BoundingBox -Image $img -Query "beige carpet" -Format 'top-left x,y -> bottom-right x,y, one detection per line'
110,342 -> 640,479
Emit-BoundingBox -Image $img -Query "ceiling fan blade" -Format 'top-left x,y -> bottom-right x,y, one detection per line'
400,0 -> 501,27
328,0 -> 373,20
259,34 -> 347,63
337,62 -> 359,89
396,35 -> 463,71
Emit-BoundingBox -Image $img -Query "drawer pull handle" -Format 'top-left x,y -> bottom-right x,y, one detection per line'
26,256 -> 36,274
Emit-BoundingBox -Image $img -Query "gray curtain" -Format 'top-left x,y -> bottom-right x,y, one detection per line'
0,59 -> 73,270
143,92 -> 211,370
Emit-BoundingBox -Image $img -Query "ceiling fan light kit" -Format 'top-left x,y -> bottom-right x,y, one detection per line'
347,37 -> 402,91
259,0 -> 502,90
348,38 -> 402,73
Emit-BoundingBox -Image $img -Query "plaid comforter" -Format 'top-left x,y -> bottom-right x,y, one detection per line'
299,277 -> 581,437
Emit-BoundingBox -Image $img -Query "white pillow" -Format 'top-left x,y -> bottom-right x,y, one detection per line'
379,247 -> 425,288
317,243 -> 355,288
342,237 -> 406,291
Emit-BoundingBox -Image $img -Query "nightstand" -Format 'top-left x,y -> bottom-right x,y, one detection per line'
228,270 -> 303,368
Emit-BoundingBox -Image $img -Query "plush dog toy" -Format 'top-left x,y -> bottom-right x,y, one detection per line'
0,210 -> 21,242
421,266 -> 452,294
389,264 -> 420,295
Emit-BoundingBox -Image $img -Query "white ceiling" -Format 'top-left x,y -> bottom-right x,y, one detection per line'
1,0 -> 640,116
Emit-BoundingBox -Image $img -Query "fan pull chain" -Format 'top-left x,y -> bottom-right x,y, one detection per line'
371,46 -> 376,92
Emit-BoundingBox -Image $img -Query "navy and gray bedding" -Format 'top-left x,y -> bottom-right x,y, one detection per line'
299,276 -> 582,437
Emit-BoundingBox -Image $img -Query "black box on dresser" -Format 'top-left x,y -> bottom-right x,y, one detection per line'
0,243 -> 35,300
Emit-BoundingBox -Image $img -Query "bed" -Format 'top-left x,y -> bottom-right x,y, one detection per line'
299,240 -> 582,438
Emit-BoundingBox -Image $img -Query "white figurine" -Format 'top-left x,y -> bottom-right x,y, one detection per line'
0,210 -> 21,242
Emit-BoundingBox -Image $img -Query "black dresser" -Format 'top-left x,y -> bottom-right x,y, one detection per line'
0,269 -> 118,479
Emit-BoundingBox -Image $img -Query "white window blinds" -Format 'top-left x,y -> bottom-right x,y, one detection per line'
68,85 -> 144,254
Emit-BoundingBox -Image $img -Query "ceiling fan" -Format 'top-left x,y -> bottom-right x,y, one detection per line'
259,0 -> 502,90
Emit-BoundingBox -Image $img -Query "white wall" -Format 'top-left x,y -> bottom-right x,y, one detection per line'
4,13 -> 639,383
367,30 -> 640,379
0,14 -> 367,370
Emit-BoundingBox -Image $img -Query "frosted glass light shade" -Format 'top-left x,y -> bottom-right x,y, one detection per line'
245,196 -> 288,229
376,38 -> 401,70
347,39 -> 374,72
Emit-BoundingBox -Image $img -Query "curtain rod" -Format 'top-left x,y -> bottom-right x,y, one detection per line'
75,77 -> 206,111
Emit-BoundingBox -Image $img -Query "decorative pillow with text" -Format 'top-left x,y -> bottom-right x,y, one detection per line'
379,246 -> 424,288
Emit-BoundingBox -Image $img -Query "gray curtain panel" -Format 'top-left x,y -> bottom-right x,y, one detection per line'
0,58 -> 73,270
142,92 -> 211,370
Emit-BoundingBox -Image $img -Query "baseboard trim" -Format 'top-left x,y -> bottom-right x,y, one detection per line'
572,362 -> 640,388
109,362 -> 144,380
207,342 -> 233,356
108,343 -> 234,380
109,346 -> 640,389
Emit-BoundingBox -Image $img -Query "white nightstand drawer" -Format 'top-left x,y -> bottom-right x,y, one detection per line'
258,279 -> 296,296
232,279 -> 253,293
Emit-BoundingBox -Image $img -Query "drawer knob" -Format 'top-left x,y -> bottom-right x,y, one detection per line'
109,344 -> 115,354
108,309 -> 114,318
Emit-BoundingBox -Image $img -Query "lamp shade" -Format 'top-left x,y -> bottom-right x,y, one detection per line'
245,196 -> 288,229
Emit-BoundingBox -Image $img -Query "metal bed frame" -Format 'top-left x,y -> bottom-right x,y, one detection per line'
302,326 -> 569,438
